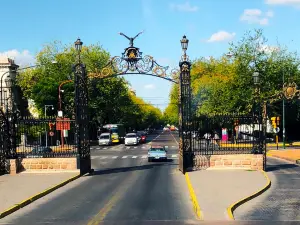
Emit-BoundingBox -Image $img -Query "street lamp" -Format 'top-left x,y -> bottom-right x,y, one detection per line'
75,38 -> 83,63
44,104 -> 54,147
75,38 -> 83,52
180,35 -> 189,61
252,72 -> 260,85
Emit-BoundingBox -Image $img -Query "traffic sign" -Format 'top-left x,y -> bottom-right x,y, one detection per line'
56,118 -> 71,131
273,127 -> 280,133
49,131 -> 54,137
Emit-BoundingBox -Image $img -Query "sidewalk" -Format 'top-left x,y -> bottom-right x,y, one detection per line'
0,172 -> 79,213
267,149 -> 300,164
187,170 -> 268,220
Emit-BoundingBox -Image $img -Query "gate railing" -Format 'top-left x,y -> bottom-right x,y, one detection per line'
191,114 -> 265,155
14,116 -> 77,158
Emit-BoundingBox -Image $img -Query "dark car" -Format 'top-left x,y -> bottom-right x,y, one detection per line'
27,146 -> 53,158
137,131 -> 147,143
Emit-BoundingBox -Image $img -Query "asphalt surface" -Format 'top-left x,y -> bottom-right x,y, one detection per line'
2,131 -> 300,225
0,130 -> 197,225
234,157 -> 300,222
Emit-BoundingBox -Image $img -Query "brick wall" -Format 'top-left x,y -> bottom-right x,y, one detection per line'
209,154 -> 263,170
8,158 -> 78,174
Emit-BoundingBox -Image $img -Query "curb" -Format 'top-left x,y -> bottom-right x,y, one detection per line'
227,170 -> 271,220
0,173 -> 81,219
185,172 -> 203,220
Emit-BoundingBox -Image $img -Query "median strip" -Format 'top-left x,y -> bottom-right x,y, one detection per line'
185,172 -> 203,220
227,170 -> 271,220
0,173 -> 81,219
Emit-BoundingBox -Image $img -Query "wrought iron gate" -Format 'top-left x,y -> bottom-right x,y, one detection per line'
0,110 -> 9,174
73,62 -> 91,175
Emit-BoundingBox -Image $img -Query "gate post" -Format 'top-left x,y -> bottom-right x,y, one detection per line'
178,35 -> 193,173
73,38 -> 91,175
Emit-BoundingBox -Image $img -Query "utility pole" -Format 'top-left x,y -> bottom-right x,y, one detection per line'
283,70 -> 286,149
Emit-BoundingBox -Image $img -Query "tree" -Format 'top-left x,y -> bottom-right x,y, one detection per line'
163,84 -> 179,125
17,41 -> 164,135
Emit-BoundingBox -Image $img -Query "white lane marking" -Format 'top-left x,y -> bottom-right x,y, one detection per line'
172,146 -> 176,148
126,147 -> 130,149
100,156 -> 107,159
96,147 -> 101,149
103,147 -> 107,149
134,147 -> 137,149
141,155 -> 147,159
132,156 -> 138,158
142,146 -> 145,149
91,156 -> 99,159
122,156 -> 128,159
172,154 -> 178,158
112,156 -> 118,159
170,132 -> 179,145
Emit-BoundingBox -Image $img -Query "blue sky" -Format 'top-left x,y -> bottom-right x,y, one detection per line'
0,0 -> 300,111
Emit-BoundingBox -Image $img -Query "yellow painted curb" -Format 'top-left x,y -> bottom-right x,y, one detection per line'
227,170 -> 271,220
0,173 -> 81,219
185,172 -> 203,220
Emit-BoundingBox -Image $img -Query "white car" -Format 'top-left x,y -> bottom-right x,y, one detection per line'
98,133 -> 112,146
125,133 -> 139,146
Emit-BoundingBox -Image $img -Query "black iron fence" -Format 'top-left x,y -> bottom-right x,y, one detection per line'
191,114 -> 264,155
15,117 -> 77,158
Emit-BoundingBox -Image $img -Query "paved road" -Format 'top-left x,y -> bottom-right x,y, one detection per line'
234,157 -> 300,222
1,131 -> 197,225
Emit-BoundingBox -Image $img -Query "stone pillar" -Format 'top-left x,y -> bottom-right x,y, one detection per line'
8,159 -> 18,175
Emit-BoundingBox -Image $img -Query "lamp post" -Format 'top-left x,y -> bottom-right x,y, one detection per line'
73,37 -> 91,175
58,80 -> 73,148
252,71 -> 261,153
178,35 -> 192,173
44,105 -> 54,147
75,38 -> 83,63
282,70 -> 286,149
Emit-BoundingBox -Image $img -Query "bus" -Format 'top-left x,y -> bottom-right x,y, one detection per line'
98,124 -> 126,143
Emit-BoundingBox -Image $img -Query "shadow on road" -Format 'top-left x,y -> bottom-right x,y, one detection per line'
266,163 -> 298,172
90,160 -> 176,176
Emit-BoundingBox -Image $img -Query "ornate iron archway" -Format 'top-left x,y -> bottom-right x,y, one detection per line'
72,33 -> 192,175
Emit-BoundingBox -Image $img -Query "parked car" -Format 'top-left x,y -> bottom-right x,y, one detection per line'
148,145 -> 167,162
27,146 -> 53,158
137,131 -> 147,143
125,133 -> 139,146
98,133 -> 112,146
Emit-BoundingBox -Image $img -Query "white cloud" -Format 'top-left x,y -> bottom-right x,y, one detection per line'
206,31 -> 236,43
144,84 -> 156,90
0,49 -> 35,67
169,1 -> 199,12
240,9 -> 274,25
258,45 -> 280,53
265,0 -> 300,7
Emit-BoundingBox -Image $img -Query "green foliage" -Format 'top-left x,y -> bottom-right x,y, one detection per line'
163,84 -> 179,125
17,41 -> 163,131
164,29 -> 300,140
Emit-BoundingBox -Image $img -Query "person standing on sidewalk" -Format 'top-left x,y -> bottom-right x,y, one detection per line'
204,132 -> 211,148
